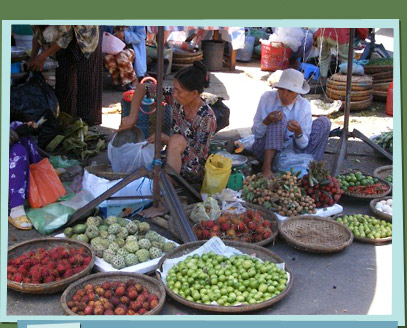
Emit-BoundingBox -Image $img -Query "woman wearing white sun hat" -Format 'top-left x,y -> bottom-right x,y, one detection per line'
252,68 -> 331,178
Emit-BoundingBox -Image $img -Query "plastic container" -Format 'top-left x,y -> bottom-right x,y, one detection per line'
386,81 -> 393,117
202,40 -> 225,71
236,36 -> 255,62
260,41 -> 291,72
14,34 -> 33,50
10,62 -> 21,74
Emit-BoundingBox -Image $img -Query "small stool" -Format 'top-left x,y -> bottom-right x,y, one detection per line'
299,62 -> 320,81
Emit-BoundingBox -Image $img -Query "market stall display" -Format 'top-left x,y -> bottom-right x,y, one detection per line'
336,169 -> 392,200
278,216 -> 353,253
61,272 -> 165,315
156,238 -> 292,312
334,214 -> 392,245
7,238 -> 95,294
242,172 -> 317,215
369,197 -> 392,222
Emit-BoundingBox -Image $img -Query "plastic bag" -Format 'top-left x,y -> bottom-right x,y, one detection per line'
28,158 -> 66,208
210,188 -> 243,203
201,154 -> 232,195
268,28 -> 305,52
102,32 -> 126,55
26,203 -> 75,235
273,151 -> 314,177
339,62 -> 365,75
190,197 -> 222,223
10,72 -> 61,148
108,138 -> 155,174
222,201 -> 246,215
49,155 -> 80,169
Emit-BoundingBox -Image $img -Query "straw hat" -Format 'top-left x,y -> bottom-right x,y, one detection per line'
273,68 -> 310,94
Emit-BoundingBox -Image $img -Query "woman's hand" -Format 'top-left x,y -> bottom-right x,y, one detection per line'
287,120 -> 303,136
263,110 -> 283,125
147,133 -> 170,145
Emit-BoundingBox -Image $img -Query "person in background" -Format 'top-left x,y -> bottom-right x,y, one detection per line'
102,25 -> 147,88
252,69 -> 331,178
119,61 -> 216,184
27,25 -> 103,126
8,111 -> 42,230
313,28 -> 369,85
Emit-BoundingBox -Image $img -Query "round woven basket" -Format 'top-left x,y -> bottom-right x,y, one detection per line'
7,238 -> 95,294
172,49 -> 203,58
373,165 -> 392,181
156,240 -> 293,313
364,65 -> 393,75
339,169 -> 392,201
85,164 -> 128,180
326,86 -> 373,98
369,197 -> 392,222
329,73 -> 373,84
373,82 -> 391,92
326,82 -> 372,92
325,96 -> 372,111
172,55 -> 203,64
326,89 -> 372,102
332,214 -> 392,245
61,272 -> 165,315
371,70 -> 393,80
278,216 -> 353,253
168,202 -> 279,246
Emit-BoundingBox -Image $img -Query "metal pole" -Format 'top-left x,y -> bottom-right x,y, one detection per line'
152,26 -> 165,208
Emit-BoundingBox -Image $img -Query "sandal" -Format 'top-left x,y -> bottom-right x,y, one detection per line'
8,215 -> 33,230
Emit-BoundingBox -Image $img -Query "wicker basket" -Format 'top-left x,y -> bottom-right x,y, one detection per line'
326,89 -> 372,102
369,197 -> 392,222
326,81 -> 372,92
278,216 -> 353,253
373,165 -> 392,181
156,240 -> 293,313
339,169 -> 392,200
168,202 -> 279,246
364,65 -> 393,75
332,214 -> 392,245
61,272 -> 165,315
329,73 -> 373,84
7,238 -> 95,294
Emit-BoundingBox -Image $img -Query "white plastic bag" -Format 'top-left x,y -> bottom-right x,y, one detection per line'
102,32 -> 126,55
273,151 -> 314,177
222,201 -> 246,215
190,197 -> 222,223
108,138 -> 155,174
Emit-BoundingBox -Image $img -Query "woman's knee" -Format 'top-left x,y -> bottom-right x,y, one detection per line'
168,134 -> 187,153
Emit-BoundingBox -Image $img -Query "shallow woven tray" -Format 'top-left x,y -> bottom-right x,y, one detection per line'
7,238 -> 95,294
339,169 -> 392,201
364,65 -> 393,75
373,165 -> 392,181
172,49 -> 203,58
332,214 -> 392,245
371,70 -> 393,80
172,55 -> 203,64
278,216 -> 353,253
326,81 -> 372,92
156,240 -> 293,313
326,87 -> 373,97
329,73 -> 373,84
327,79 -> 373,89
373,82 -> 391,91
85,164 -> 128,180
326,96 -> 372,111
168,202 -> 279,246
61,272 -> 165,315
369,197 -> 392,222
326,89 -> 372,102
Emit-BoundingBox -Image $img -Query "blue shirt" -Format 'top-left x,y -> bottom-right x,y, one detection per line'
252,89 -> 312,150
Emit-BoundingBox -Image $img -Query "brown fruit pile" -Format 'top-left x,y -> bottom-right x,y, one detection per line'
7,246 -> 92,284
193,210 -> 273,243
301,161 -> 343,208
67,279 -> 160,315
242,172 -> 316,216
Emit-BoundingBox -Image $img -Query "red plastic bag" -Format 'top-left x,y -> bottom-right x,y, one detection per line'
386,81 -> 393,117
28,158 -> 66,208
260,41 -> 291,72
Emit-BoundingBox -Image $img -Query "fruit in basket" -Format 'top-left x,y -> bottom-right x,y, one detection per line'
335,214 -> 392,239
7,246 -> 91,284
108,223 -> 121,235
166,252 -> 288,306
67,280 -> 160,315
149,247 -> 163,259
103,249 -> 116,264
139,238 -> 151,250
301,161 -> 343,208
135,249 -> 150,263
126,221 -> 138,234
125,254 -> 140,266
105,216 -> 118,225
336,171 -> 388,196
64,227 -> 73,238
385,174 -> 393,184
86,216 -> 102,227
85,225 -> 100,239
138,222 -> 150,233
163,242 -> 177,252
111,255 -> 126,270
124,240 -> 140,253
242,171 -> 316,215
73,224 -> 87,234
77,234 -> 90,243
375,199 -> 392,215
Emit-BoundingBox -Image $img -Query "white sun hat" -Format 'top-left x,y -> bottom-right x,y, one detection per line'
273,68 -> 310,94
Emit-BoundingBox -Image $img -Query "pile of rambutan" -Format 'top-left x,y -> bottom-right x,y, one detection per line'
7,246 -> 92,284
67,279 -> 160,315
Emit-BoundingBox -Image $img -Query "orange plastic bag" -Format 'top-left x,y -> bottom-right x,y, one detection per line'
28,158 -> 66,208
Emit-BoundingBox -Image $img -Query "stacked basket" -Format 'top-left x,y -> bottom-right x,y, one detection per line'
326,73 -> 373,111
364,59 -> 393,103
171,49 -> 203,71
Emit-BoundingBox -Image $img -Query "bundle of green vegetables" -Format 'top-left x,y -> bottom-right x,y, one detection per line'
374,131 -> 393,153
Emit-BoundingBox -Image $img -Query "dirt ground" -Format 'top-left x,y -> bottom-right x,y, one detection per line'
6,58 -> 393,316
